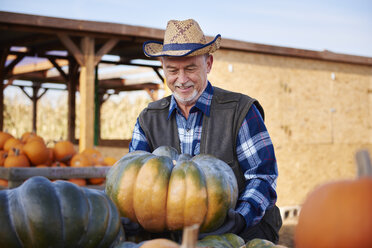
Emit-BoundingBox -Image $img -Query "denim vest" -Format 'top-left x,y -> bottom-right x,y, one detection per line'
138,86 -> 264,192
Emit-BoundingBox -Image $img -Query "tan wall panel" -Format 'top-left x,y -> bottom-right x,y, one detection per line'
208,49 -> 372,206
276,144 -> 372,206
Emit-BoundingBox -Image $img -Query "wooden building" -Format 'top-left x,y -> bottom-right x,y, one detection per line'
1,11 -> 371,205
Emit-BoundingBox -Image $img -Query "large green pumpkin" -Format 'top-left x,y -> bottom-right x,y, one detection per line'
105,146 -> 238,233
197,233 -> 246,248
114,233 -> 245,248
0,176 -> 123,248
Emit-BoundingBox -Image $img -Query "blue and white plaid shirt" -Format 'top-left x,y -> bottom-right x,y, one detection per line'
129,82 -> 278,228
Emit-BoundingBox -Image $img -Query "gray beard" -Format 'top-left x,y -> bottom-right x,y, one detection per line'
173,89 -> 199,106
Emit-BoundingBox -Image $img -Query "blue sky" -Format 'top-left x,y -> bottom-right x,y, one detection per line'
1,0 -> 372,57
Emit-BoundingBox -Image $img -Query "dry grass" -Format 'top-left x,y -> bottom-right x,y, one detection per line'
4,92 -> 151,143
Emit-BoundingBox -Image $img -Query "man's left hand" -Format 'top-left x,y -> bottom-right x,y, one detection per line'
198,208 -> 246,239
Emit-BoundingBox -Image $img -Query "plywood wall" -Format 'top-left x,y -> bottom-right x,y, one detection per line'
209,49 -> 372,206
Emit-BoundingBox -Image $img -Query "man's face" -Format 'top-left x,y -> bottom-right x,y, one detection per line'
162,54 -> 213,106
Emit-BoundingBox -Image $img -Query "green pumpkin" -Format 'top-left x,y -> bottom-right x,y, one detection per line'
197,233 -> 245,248
0,176 -> 123,248
105,146 -> 238,233
245,238 -> 276,248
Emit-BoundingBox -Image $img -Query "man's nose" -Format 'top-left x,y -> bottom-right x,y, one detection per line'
177,70 -> 188,83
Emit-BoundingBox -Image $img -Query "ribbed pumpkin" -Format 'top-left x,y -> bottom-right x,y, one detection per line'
54,140 -> 76,162
3,137 -> 22,152
0,176 -> 123,247
70,153 -> 92,167
106,146 -> 238,233
0,131 -> 13,149
197,233 -> 245,248
115,233 -> 245,248
295,150 -> 372,248
8,143 -> 25,156
82,148 -> 104,165
4,148 -> 30,167
68,178 -> 87,187
23,140 -> 49,165
0,179 -> 8,188
104,156 -> 118,166
20,131 -> 35,143
0,150 -> 8,166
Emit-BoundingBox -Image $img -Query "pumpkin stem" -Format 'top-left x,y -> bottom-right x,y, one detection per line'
12,147 -> 20,156
355,149 -> 372,178
180,224 -> 199,248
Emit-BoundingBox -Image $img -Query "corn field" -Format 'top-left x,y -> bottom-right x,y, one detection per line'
4,91 -> 151,144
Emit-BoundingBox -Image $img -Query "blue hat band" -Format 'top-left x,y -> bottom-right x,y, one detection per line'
162,43 -> 204,52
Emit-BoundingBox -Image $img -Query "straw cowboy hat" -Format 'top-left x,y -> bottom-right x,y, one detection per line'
143,19 -> 221,57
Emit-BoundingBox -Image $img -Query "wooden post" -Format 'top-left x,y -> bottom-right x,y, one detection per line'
58,34 -> 118,152
19,82 -> 47,133
67,58 -> 78,143
79,36 -> 95,152
0,48 -> 8,131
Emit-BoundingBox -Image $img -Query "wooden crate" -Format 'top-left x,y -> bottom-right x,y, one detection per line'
0,166 -> 110,189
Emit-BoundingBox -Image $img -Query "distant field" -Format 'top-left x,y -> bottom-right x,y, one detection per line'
4,93 -> 151,144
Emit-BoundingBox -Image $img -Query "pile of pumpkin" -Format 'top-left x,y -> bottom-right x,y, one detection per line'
0,146 -> 286,248
0,131 -> 117,188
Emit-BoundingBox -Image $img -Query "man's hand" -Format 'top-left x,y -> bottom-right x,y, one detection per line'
198,209 -> 246,239
121,217 -> 143,236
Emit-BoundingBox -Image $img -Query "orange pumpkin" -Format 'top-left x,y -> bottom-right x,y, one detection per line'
295,151 -> 372,248
70,153 -> 91,167
23,140 -> 49,166
68,178 -> 87,187
141,239 -> 180,248
53,140 -> 76,162
3,138 -> 22,152
20,131 -> 34,143
103,156 -> 117,166
0,179 -> 8,188
36,164 -> 49,168
25,135 -> 45,145
0,150 -> 8,166
51,161 -> 68,167
45,148 -> 55,166
0,131 -> 13,149
4,149 -> 30,167
82,148 -> 104,165
8,143 -> 25,156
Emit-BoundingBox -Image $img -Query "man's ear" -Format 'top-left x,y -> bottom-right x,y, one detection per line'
206,55 -> 213,73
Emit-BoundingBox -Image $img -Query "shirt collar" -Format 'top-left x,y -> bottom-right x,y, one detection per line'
168,81 -> 214,119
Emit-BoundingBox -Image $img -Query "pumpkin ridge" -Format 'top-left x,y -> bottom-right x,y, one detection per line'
117,154 -> 155,221
99,191 -> 122,247
95,192 -> 111,248
54,180 -> 89,246
19,177 -> 64,246
184,161 -> 208,228
134,156 -> 172,231
0,190 -> 23,247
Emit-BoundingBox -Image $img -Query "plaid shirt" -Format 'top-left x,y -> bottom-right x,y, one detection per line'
129,82 -> 278,228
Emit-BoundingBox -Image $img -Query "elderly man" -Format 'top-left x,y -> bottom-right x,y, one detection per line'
128,19 -> 282,243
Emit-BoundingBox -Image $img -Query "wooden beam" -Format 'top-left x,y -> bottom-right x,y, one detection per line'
79,36 -> 95,152
48,57 -> 68,80
144,88 -> 159,101
58,34 -> 84,66
12,59 -> 68,75
94,38 -> 119,65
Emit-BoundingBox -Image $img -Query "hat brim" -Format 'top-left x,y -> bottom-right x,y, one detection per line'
143,35 -> 221,57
